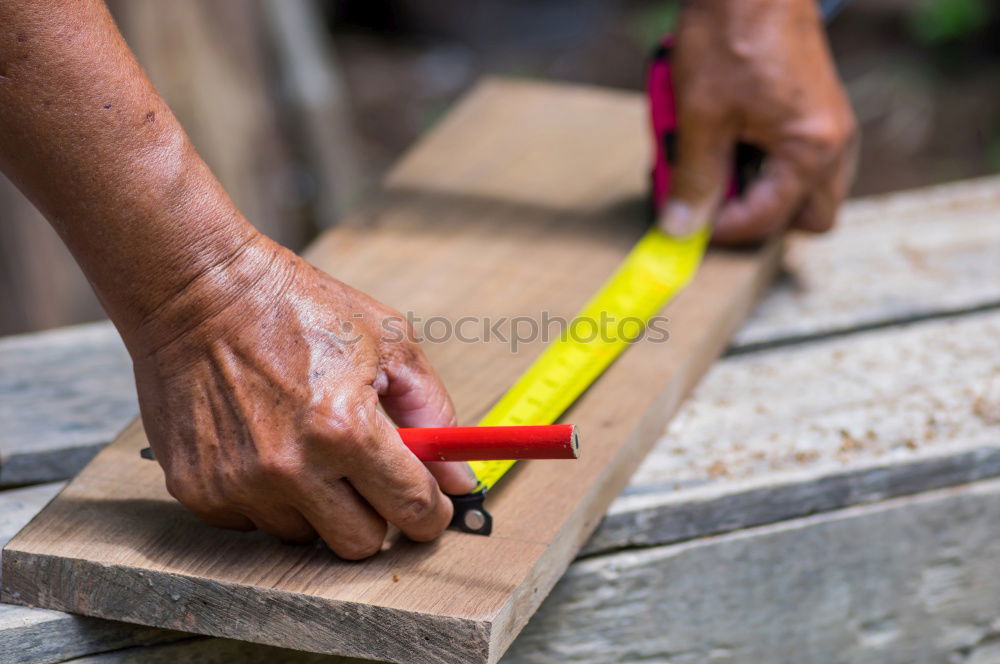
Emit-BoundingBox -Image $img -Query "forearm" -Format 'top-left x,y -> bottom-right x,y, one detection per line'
0,0 -> 259,342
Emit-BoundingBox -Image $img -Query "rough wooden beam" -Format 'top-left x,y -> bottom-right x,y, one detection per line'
587,308 -> 1000,553
10,475 -> 1000,663
0,483 -> 184,664
735,174 -> 1000,349
510,480 -> 1000,664
60,637 -> 348,664
0,323 -> 135,486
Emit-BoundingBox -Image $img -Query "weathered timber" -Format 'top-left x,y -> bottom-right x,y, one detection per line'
10,477 -> 1000,663
509,480 -> 1000,664
59,637 -> 351,664
0,323 -> 134,486
0,483 -> 182,664
735,174 -> 1000,349
587,308 -> 1000,553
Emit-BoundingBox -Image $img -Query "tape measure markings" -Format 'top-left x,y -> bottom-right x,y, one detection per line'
470,225 -> 710,492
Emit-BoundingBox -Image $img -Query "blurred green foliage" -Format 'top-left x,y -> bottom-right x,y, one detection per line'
628,2 -> 679,51
988,133 -> 1000,173
909,0 -> 992,45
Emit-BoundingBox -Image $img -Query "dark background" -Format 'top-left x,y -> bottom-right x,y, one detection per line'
1,0 -> 997,335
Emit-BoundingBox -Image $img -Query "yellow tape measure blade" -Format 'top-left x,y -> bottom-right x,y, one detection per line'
470,226 -> 709,492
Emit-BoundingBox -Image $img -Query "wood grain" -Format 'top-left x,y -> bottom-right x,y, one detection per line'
5,309 -> 998,663
1,78 -> 779,663
510,480 -> 1000,664
50,479 -> 1000,664
0,323 -> 135,486
735,174 -> 1000,349
0,483 -> 185,664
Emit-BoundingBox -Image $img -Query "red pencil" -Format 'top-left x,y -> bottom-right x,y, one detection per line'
398,424 -> 579,462
140,424 -> 580,463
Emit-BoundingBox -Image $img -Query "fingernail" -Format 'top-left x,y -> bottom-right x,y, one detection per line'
464,463 -> 480,489
659,201 -> 701,236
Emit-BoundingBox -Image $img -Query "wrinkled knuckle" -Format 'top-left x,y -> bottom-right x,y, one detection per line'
307,401 -> 381,459
353,390 -> 383,431
390,484 -> 438,530
401,342 -> 430,375
807,115 -> 854,161
312,401 -> 364,444
254,450 -> 303,485
806,132 -> 841,164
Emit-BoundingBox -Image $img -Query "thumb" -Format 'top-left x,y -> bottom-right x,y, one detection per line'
378,343 -> 479,495
658,109 -> 734,236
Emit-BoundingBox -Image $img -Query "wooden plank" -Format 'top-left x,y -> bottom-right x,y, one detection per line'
10,475 -> 1000,663
509,479 -> 1000,664
60,638 -> 350,664
735,175 -> 1000,349
1,79 -> 779,663
638,310 -> 1000,488
587,308 -> 1000,553
0,322 -> 135,486
0,483 -> 184,664
31,478 -> 1000,663
0,485 -> 336,664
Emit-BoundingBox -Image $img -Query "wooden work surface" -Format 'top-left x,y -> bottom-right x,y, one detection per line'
3,82 -> 999,664
1,79 -> 779,663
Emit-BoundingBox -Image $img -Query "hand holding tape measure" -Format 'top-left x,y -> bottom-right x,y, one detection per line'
456,0 -> 851,534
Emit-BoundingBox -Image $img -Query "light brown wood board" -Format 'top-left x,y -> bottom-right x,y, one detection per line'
1,79 -> 780,664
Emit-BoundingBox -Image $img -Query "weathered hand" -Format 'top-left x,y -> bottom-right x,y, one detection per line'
659,0 -> 858,244
128,235 -> 477,559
